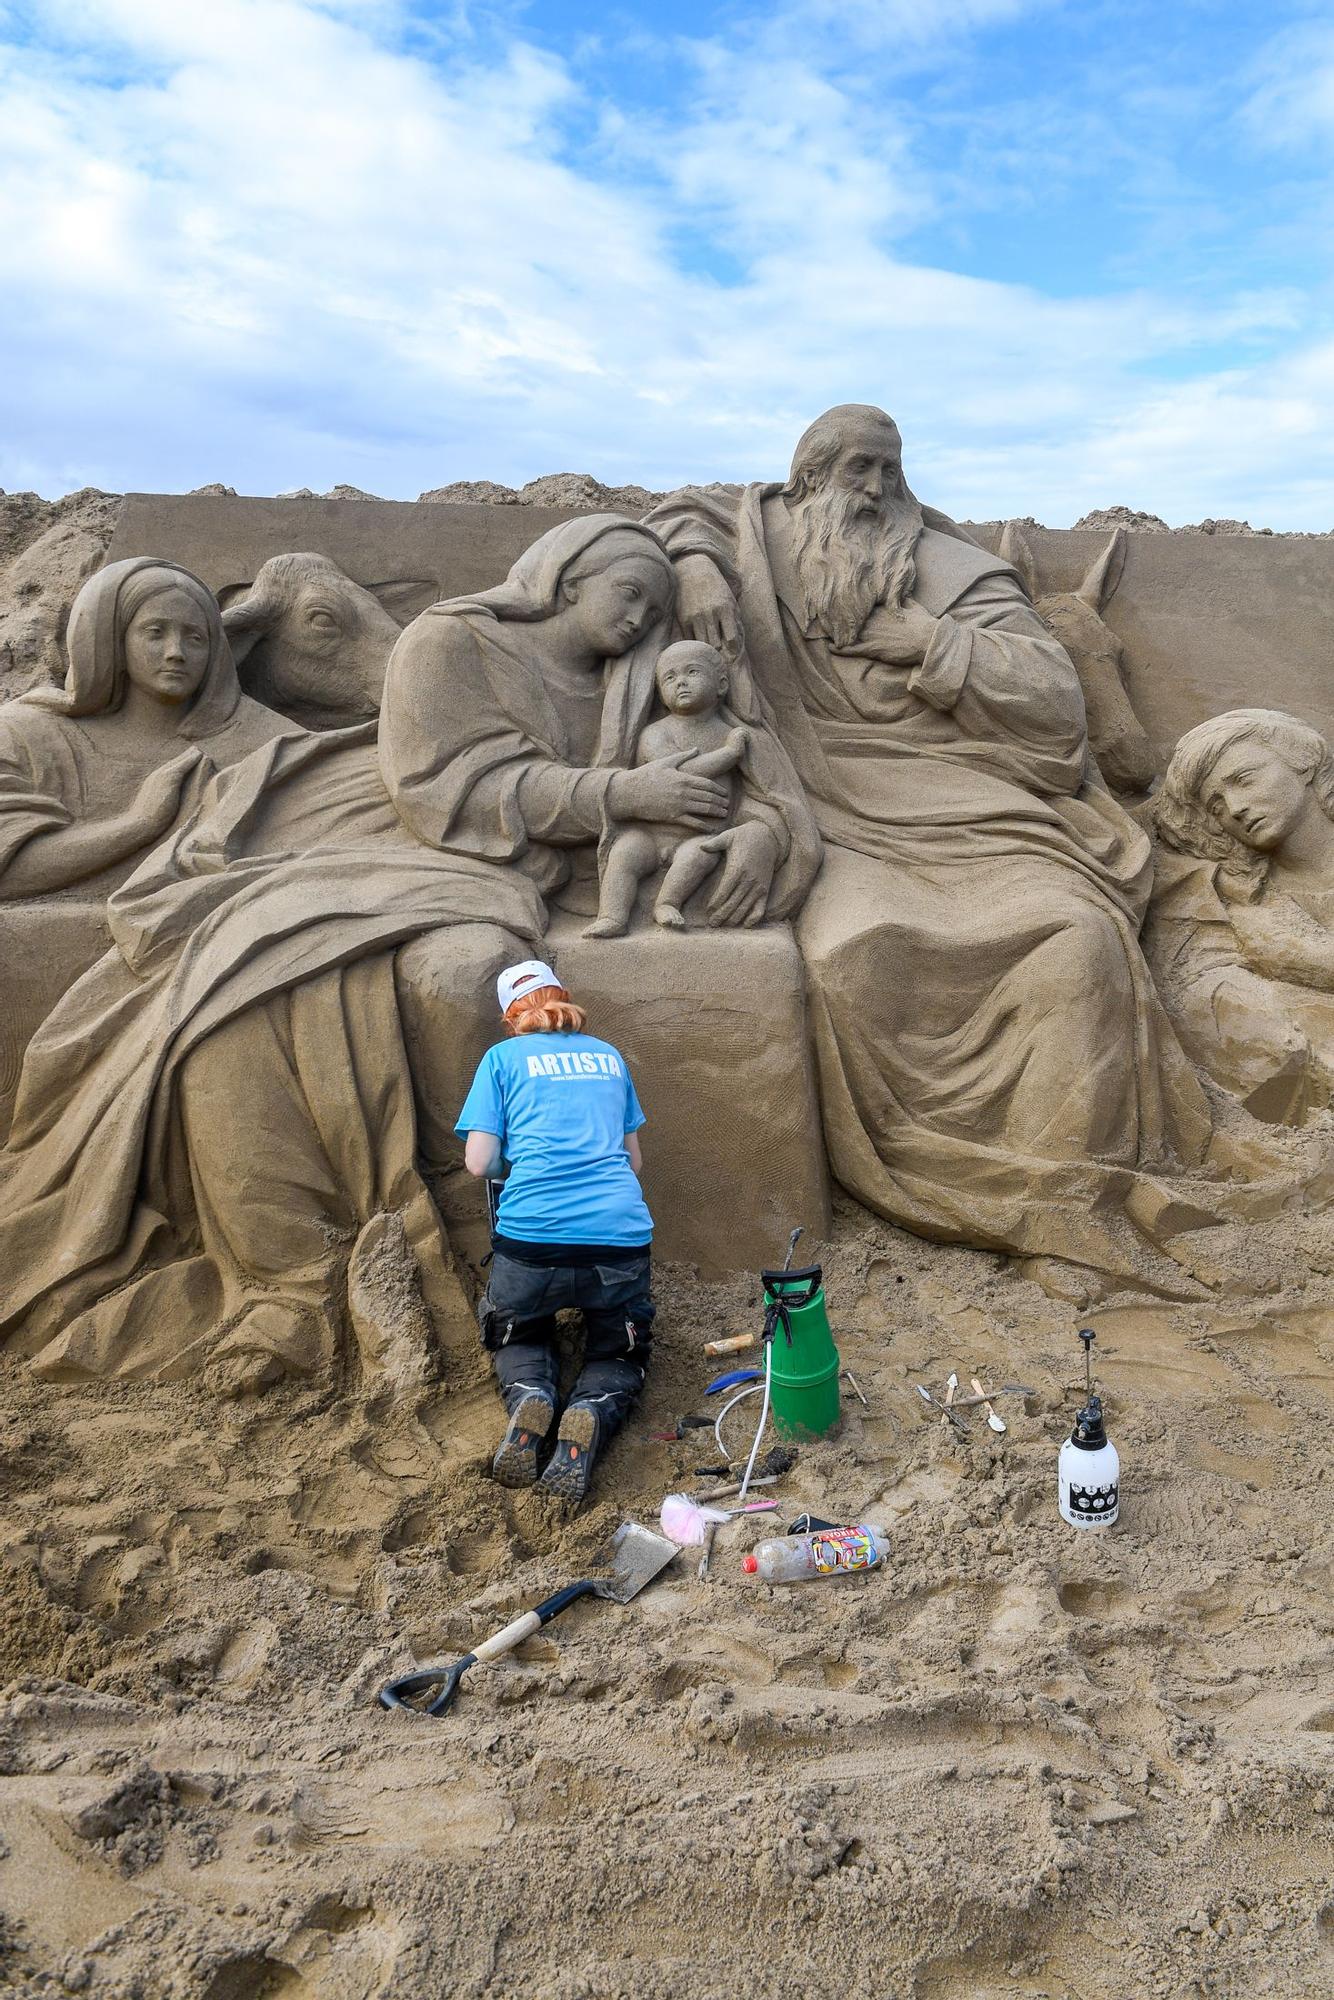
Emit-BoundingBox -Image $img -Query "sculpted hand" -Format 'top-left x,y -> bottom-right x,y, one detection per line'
699,821 -> 780,928
126,750 -> 204,838
675,554 -> 744,662
608,753 -> 730,831
837,601 -> 937,666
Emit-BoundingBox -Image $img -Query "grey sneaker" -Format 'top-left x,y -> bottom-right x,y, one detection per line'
539,1403 -> 599,1504
491,1392 -> 555,1489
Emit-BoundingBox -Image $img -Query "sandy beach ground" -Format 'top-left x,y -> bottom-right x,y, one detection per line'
2,1192 -> 1333,1999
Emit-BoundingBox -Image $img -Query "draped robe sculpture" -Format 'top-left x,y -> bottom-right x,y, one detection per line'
0,517 -> 818,1387
0,559 -> 291,899
648,404 -> 1212,1274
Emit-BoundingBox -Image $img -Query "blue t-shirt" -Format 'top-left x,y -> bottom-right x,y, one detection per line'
455,1031 -> 652,1246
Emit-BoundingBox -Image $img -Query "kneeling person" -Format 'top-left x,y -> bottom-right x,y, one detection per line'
458,960 -> 654,1503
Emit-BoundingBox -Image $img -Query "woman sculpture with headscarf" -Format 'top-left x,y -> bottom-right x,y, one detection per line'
0,517 -> 817,1393
0,559 -> 292,897
382,514 -> 821,1158
381,514 -> 818,922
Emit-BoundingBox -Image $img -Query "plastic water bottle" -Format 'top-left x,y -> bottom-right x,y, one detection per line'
1058,1328 -> 1120,1531
742,1524 -> 890,1582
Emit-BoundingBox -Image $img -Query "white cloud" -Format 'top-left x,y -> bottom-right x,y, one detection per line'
0,0 -> 1331,524
1242,20 -> 1334,150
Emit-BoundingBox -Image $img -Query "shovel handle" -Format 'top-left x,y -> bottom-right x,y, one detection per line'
378,1581 -> 596,1717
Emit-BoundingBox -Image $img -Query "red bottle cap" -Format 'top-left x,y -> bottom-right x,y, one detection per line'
742,1554 -> 758,1574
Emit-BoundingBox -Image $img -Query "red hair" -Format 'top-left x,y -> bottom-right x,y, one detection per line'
503,983 -> 587,1036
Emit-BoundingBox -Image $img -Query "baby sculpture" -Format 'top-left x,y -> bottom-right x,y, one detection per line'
586,640 -> 752,937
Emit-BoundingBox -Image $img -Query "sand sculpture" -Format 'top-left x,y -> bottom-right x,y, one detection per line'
220,551 -> 433,729
647,404 -> 1214,1275
5,477 -> 1334,2000
0,515 -> 818,1389
5,412 -> 1334,1387
380,516 -> 819,927
0,559 -> 291,900
997,521 -> 1157,794
586,638 -> 798,938
1149,708 -> 1334,1123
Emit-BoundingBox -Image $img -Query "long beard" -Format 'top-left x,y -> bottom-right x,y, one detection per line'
790,485 -> 924,650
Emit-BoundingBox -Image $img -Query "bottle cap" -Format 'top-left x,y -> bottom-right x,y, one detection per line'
1070,1392 -> 1108,1451
742,1554 -> 758,1574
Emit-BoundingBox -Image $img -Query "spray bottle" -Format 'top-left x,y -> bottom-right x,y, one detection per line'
1058,1327 -> 1120,1531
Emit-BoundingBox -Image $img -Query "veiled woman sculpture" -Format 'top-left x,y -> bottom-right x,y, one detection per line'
1150,707 -> 1334,1124
0,518 -> 819,1392
0,559 -> 292,898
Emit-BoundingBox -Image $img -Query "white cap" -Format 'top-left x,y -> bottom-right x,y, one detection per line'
496,959 -> 561,1014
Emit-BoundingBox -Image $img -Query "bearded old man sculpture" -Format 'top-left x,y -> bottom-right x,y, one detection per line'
648,405 -> 1212,1272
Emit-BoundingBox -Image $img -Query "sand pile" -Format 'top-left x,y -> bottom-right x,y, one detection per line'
418,474 -> 666,515
1,1198 -> 1332,1997
0,490 -> 121,695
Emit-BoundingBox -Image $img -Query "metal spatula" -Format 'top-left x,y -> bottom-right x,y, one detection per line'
377,1521 -> 679,1718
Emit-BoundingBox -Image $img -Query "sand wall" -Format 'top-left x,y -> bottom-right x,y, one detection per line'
105,495 -> 1334,757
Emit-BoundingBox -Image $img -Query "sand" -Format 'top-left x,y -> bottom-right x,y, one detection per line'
1,1194 -> 1332,1999
2,495 -> 1333,1992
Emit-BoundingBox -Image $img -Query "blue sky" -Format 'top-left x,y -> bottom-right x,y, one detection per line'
2,0 -> 1333,522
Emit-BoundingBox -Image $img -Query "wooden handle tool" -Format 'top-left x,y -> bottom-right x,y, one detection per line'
703,1332 -> 757,1357
970,1377 -> 1007,1434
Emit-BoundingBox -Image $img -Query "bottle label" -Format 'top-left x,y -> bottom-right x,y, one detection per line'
810,1527 -> 878,1573
1065,1480 -> 1119,1524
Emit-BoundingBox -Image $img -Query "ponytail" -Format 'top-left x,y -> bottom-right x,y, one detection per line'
504,983 -> 588,1037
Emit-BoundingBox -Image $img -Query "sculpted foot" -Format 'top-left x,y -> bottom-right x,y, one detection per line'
584,916 -> 628,939
203,1300 -> 310,1399
204,1348 -> 286,1401
654,906 -> 686,930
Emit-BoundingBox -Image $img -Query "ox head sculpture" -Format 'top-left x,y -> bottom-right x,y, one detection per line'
221,554 -> 437,729
999,523 -> 1157,797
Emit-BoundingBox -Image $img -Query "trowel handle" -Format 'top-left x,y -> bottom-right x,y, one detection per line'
377,1581 -> 595,1717
704,1333 -> 757,1357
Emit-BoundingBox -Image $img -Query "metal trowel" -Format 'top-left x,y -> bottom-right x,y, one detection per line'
377,1521 -> 679,1718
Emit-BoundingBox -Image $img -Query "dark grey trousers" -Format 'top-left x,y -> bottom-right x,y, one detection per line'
479,1249 -> 654,1439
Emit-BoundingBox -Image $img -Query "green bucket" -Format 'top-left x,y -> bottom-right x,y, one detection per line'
763,1264 -> 841,1441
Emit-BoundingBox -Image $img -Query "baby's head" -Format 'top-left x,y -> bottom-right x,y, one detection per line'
655,640 -> 727,717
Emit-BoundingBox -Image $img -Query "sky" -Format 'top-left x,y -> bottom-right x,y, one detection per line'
2,0 -> 1334,523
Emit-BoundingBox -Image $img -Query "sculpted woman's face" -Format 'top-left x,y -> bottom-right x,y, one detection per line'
123,587 -> 212,706
562,554 -> 672,659
1204,739 -> 1312,852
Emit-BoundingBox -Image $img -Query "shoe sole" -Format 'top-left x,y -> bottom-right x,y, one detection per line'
540,1404 -> 597,1503
492,1393 -> 554,1489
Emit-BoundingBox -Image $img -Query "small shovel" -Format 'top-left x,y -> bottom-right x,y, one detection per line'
377,1521 -> 679,1718
970,1376 -> 1007,1434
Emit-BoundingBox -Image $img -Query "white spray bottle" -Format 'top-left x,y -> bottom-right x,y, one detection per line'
1058,1327 -> 1119,1531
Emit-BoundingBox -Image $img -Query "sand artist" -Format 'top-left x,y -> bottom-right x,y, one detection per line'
0,517 -> 816,1389
648,403 -> 1216,1276
0,558 -> 292,899
1150,708 -> 1334,1124
459,959 -> 654,1503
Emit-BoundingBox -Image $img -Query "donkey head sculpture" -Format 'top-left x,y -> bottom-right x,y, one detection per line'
1000,523 -> 1156,796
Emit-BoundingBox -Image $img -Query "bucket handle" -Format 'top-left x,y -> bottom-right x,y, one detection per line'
760,1264 -> 822,1313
